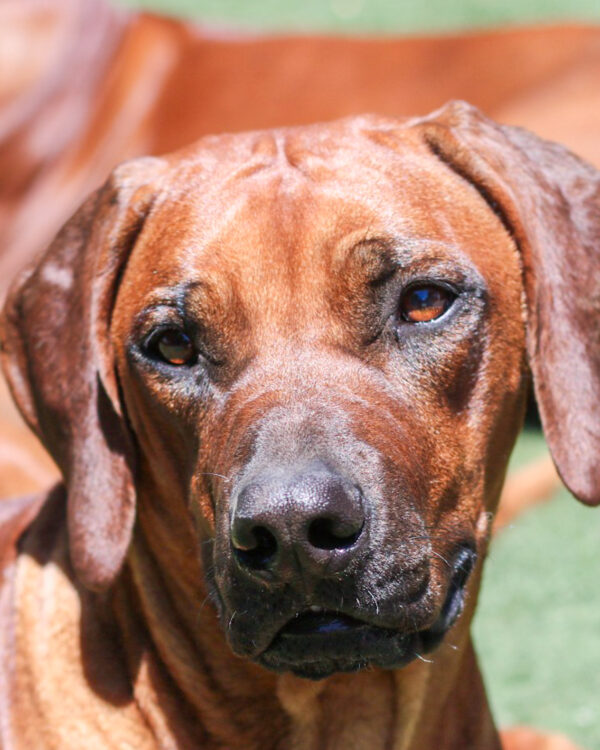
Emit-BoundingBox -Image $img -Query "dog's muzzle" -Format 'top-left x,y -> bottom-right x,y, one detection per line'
215,462 -> 476,680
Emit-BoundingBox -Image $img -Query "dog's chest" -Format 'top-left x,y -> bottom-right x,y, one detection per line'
0,513 -> 155,750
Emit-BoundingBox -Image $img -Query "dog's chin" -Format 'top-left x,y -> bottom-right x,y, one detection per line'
251,548 -> 475,680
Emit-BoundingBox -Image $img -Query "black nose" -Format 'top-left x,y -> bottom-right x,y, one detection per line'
230,464 -> 366,579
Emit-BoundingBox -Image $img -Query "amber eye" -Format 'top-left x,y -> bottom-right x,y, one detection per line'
154,329 -> 196,365
399,284 -> 456,323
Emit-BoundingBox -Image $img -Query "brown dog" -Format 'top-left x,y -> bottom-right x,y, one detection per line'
1,102 -> 597,749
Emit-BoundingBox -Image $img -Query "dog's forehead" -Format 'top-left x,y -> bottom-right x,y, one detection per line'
121,117 -> 514,300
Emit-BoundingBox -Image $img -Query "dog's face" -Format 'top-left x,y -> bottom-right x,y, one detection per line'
4,103 -> 599,682
110,121 -> 526,678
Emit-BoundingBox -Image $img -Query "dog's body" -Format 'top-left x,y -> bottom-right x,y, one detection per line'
1,103 -> 598,749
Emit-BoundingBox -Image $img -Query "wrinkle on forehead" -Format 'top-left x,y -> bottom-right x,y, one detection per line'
149,124 -> 502,265
149,116 -> 427,206
133,128 -> 475,272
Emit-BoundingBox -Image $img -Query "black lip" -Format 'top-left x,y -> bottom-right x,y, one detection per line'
255,545 -> 477,679
259,608 -> 414,680
260,620 -> 415,679
424,545 -> 476,642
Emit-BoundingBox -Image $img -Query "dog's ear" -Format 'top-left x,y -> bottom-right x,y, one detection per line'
415,100 -> 600,506
1,156 -> 166,589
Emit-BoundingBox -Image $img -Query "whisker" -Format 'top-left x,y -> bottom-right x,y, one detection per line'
431,550 -> 452,568
414,652 -> 435,664
196,594 -> 213,624
368,589 -> 380,615
198,472 -> 231,482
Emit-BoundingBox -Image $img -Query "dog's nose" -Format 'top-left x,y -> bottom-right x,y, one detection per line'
230,466 -> 366,578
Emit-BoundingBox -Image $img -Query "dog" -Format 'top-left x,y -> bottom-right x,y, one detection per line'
0,101 -> 596,749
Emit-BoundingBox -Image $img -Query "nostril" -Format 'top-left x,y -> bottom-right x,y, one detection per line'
308,517 -> 363,551
233,526 -> 278,571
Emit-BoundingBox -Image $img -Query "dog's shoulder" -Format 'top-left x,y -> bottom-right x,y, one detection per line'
0,488 -> 66,746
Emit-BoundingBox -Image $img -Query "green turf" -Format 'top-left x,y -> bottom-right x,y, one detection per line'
470,429 -> 600,748
507,428 -> 549,471
114,0 -> 600,32
474,477 -> 600,747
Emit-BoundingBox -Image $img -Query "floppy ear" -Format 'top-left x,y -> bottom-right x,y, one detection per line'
415,100 -> 600,506
1,156 -> 166,589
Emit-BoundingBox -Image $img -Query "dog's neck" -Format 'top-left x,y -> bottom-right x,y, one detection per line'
115,486 -> 502,750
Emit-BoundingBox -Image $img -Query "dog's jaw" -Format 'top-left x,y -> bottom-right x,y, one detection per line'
125,488 -> 501,749
207,530 -> 478,679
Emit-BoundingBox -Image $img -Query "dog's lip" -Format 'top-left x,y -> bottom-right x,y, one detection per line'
272,546 -> 476,643
426,545 -> 476,635
258,612 -> 414,679
254,544 -> 477,674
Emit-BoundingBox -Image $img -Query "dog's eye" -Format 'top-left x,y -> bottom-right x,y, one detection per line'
153,329 -> 196,365
399,284 -> 456,323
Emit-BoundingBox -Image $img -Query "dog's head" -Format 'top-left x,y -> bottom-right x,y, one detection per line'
3,102 -> 599,680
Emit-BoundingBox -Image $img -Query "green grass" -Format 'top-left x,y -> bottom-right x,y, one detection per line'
109,3 -> 600,744
114,0 -> 600,32
474,430 -> 600,748
507,428 -> 549,471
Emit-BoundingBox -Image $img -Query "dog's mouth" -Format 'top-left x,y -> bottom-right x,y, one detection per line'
280,608 -> 369,636
256,546 -> 476,679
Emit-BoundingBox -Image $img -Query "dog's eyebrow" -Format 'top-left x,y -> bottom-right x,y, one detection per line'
392,238 -> 468,261
349,236 -> 472,281
140,281 -> 207,310
343,236 -> 413,280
